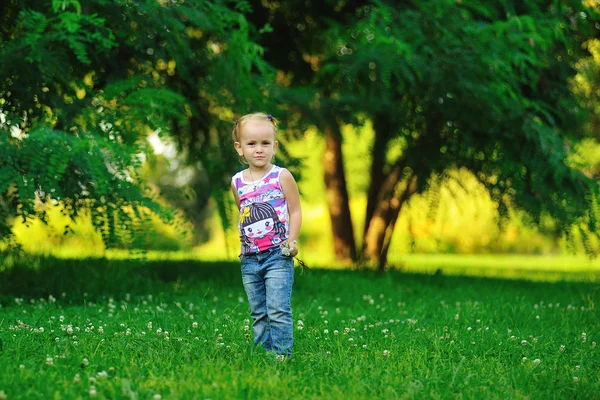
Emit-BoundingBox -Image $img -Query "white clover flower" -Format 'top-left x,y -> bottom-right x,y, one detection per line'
592,342 -> 597,348
521,340 -> 528,346
581,333 -> 587,343
348,337 -> 354,342
560,344 -> 566,352
67,326 -> 74,335
533,359 -> 541,366
59,316 -> 65,322
153,395 -> 162,400
333,330 -> 339,335
19,364 -> 25,369
323,329 -> 329,334
573,377 -> 579,383
73,374 -> 81,383
98,327 -> 104,334
454,314 -> 459,320
467,327 -> 472,331
89,386 -> 97,397
82,358 -> 89,367
192,322 -> 198,329
97,371 -> 108,379
0,390 -> 6,400
46,357 -> 53,366
382,350 -> 389,357
522,357 -> 527,362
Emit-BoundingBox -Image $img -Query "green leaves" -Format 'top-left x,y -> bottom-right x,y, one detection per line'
1,0 -> 272,250
52,0 -> 82,14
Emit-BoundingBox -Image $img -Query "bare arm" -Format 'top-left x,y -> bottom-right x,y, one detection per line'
280,169 -> 302,257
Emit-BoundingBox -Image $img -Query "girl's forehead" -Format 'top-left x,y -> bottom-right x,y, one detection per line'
240,121 -> 276,139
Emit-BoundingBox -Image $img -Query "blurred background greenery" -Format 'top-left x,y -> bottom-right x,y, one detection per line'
1,0 -> 599,270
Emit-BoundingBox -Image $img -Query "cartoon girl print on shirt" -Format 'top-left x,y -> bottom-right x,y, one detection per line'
239,202 -> 286,253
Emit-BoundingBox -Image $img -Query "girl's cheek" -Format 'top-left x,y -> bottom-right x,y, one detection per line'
266,225 -> 273,231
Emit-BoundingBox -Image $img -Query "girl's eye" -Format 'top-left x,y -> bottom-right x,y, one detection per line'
247,228 -> 252,232
265,221 -> 270,227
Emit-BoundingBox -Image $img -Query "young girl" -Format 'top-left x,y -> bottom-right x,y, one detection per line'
231,112 -> 302,359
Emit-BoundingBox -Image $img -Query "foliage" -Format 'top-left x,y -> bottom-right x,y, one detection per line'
0,0 -> 272,248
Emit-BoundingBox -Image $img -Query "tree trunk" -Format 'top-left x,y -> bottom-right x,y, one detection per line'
362,160 -> 418,270
362,162 -> 406,262
377,175 -> 418,271
364,113 -> 393,237
323,121 -> 356,262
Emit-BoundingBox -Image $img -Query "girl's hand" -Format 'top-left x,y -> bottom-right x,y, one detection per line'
281,240 -> 298,257
289,242 -> 299,257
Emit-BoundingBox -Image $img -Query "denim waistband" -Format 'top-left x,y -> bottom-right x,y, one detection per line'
240,246 -> 281,259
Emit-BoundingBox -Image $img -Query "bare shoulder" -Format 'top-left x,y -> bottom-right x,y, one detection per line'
279,168 -> 297,184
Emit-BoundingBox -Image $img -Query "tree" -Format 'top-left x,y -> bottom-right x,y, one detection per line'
322,0 -> 600,269
0,0 -> 272,248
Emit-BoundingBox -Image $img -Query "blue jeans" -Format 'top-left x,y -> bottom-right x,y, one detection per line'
240,247 -> 294,356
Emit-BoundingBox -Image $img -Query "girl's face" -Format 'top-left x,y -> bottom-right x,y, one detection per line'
243,218 -> 275,238
234,120 -> 278,170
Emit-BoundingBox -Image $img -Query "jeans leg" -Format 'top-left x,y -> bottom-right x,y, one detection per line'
241,256 -> 271,350
264,254 -> 294,356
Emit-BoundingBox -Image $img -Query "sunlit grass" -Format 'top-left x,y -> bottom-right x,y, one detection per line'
1,255 -> 599,399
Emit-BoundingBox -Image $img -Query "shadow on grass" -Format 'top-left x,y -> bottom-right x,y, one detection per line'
0,254 -> 242,302
1,253 -> 598,305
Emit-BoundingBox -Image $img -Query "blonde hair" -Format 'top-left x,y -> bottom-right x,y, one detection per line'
231,112 -> 279,142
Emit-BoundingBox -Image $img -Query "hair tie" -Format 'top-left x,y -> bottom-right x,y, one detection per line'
267,115 -> 273,121
235,120 -> 239,126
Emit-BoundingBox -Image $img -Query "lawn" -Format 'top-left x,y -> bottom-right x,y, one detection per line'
0,254 -> 599,399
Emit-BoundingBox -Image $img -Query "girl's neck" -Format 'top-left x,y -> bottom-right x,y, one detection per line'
248,163 -> 273,175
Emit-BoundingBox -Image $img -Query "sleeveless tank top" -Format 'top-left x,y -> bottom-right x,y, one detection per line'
232,165 -> 289,254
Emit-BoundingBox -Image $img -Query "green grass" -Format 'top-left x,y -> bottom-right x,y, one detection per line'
1,255 -> 599,399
